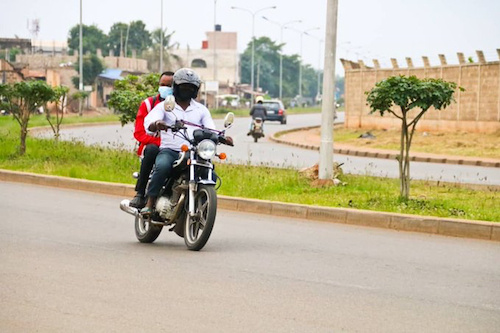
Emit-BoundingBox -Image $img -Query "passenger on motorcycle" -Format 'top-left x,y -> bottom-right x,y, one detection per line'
247,95 -> 267,136
141,68 -> 231,216
130,71 -> 174,209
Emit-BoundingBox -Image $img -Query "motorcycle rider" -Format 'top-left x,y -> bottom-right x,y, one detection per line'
247,95 -> 267,136
141,68 -> 232,216
129,71 -> 175,209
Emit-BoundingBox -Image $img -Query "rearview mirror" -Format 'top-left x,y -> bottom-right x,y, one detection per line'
224,112 -> 235,128
164,95 -> 175,112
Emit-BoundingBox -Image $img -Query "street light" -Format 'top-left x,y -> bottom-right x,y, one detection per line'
231,5 -> 276,107
160,0 -> 163,72
262,17 -> 301,100
285,26 -> 319,102
304,32 -> 324,103
79,0 -> 83,116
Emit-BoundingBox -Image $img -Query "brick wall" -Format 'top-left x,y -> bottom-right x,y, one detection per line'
342,50 -> 500,133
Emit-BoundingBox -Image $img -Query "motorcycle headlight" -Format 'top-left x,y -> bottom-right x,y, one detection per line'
197,139 -> 216,160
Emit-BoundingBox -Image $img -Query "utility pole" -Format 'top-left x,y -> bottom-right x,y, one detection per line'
160,0 -> 163,72
318,0 -> 338,180
213,0 -> 218,109
79,0 -> 83,116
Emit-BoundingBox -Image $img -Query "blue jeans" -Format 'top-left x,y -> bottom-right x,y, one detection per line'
147,148 -> 180,198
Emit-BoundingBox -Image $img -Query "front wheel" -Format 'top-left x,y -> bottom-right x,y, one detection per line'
184,185 -> 217,251
253,135 -> 258,143
135,214 -> 163,243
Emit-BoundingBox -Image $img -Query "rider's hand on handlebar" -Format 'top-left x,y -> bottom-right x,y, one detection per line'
220,135 -> 234,146
155,120 -> 169,131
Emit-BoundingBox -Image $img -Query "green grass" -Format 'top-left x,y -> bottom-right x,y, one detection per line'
0,114 -> 498,222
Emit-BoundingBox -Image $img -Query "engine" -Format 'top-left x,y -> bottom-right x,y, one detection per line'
155,196 -> 177,220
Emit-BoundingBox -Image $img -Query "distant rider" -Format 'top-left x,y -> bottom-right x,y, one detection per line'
247,95 -> 267,135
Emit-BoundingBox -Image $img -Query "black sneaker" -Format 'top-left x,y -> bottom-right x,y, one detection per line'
129,194 -> 146,208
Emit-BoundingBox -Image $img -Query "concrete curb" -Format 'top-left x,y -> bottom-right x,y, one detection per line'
1,169 -> 498,242
271,126 -> 500,168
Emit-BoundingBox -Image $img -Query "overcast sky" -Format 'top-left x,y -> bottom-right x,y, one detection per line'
1,0 -> 499,74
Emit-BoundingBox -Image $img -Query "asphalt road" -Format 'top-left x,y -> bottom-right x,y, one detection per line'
34,113 -> 500,185
1,181 -> 500,332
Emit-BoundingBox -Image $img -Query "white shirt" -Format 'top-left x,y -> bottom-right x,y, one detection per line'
144,99 -> 216,151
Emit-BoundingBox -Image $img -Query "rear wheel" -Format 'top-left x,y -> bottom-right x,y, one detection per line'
135,214 -> 163,243
184,185 -> 217,251
254,136 -> 258,143
281,117 -> 287,125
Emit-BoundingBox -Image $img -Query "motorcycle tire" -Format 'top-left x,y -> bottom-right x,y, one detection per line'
184,184 -> 217,251
135,214 -> 163,243
254,136 -> 258,143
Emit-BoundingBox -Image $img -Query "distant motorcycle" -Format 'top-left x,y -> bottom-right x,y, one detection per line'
250,117 -> 264,143
120,102 -> 234,251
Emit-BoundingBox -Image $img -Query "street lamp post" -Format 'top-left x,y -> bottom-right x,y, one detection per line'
160,0 -> 163,73
262,17 -> 301,100
231,5 -> 276,108
305,32 -> 324,103
79,0 -> 83,116
286,26 -> 319,103
213,0 -> 218,109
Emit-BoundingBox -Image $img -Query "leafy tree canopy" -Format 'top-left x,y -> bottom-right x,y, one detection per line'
108,20 -> 152,57
72,54 -> 105,88
366,75 -> 459,199
107,73 -> 160,125
67,24 -> 108,55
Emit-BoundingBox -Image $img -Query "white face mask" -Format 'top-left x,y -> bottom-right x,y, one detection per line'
158,86 -> 173,99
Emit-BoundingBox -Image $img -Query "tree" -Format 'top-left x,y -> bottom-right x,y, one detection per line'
72,53 -> 105,88
108,22 -> 129,56
143,28 -> 179,72
108,21 -> 152,57
107,73 -> 160,125
127,21 -> 152,55
71,91 -> 90,117
366,75 -> 459,199
240,37 -> 281,97
0,81 -> 54,155
46,86 -> 70,142
67,24 -> 108,55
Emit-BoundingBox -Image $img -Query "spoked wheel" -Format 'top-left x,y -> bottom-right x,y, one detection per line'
135,213 -> 163,243
184,185 -> 217,251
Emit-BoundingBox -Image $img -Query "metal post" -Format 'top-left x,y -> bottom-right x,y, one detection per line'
231,6 -> 276,108
286,26 -> 319,103
299,32 -> 303,99
262,17 -> 301,100
319,0 -> 338,180
279,29 -> 283,100
251,13 -> 255,107
213,0 -> 218,109
160,0 -> 163,73
79,0 -> 83,116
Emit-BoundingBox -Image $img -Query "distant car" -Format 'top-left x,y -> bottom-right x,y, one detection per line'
262,99 -> 287,124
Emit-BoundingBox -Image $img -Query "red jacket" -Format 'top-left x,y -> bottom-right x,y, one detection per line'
134,95 -> 162,156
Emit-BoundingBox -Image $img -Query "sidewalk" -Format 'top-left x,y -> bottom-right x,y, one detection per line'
271,126 -> 500,168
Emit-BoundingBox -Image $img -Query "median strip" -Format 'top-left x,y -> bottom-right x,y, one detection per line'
1,169 -> 498,242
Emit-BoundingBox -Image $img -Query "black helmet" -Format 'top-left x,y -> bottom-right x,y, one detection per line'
172,68 -> 201,101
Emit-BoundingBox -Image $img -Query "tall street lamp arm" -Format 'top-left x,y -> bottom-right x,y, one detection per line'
231,5 -> 276,107
261,17 -> 301,100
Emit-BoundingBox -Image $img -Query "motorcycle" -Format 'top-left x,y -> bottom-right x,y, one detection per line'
250,117 -> 264,143
120,99 -> 234,251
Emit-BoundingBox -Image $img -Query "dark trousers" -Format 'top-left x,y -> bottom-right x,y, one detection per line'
135,144 -> 160,196
147,148 -> 180,198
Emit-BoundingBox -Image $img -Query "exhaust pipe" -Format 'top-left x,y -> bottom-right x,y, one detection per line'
120,199 -> 140,217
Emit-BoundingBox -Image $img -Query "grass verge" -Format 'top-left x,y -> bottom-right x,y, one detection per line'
0,114 -> 498,222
